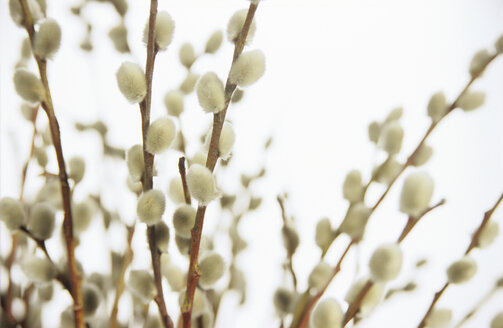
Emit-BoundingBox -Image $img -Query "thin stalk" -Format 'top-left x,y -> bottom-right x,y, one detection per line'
178,157 -> 191,205
454,287 -> 497,328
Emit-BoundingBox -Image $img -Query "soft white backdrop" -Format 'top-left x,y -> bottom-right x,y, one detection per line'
1,0 -> 503,327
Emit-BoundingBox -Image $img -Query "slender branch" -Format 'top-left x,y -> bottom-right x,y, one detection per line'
178,157 -> 191,205
182,3 -> 259,327
454,287 -> 497,328
18,1 -> 83,326
417,282 -> 450,328
397,199 -> 446,243
19,106 -> 39,199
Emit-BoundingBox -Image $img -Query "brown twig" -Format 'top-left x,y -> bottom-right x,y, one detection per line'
178,157 -> 191,205
18,1 -> 83,326
181,3 -> 259,328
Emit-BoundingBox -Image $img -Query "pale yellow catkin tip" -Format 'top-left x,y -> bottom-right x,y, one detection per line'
108,24 -> 129,53
491,312 -> 503,328
68,156 -> 86,183
137,189 -> 166,225
219,122 -> 236,159
412,144 -> 433,167
457,91 -> 485,111
126,144 -> 144,182
146,117 -> 176,154
379,121 -> 404,155
21,256 -> 56,283
172,204 -> 196,238
116,61 -> 147,104
196,72 -> 225,113
35,148 -> 48,168
205,30 -> 223,54
143,11 -> 175,51
164,90 -> 184,117
308,261 -> 332,291
154,221 -> 170,252
342,169 -> 363,203
273,287 -> 295,315
427,91 -> 447,122
227,9 -> 256,43
198,251 -> 225,287
469,49 -> 491,77
345,278 -> 384,318
425,308 -> 452,328
311,298 -> 343,328
399,171 -> 434,218
339,202 -> 370,240
13,69 -> 45,103
369,243 -> 403,282
0,197 -> 25,230
446,256 -> 477,284
128,270 -> 156,303
179,42 -> 196,68
477,221 -> 499,249
168,177 -> 185,204
186,164 -> 219,205
315,218 -> 333,251
9,0 -> 43,26
229,50 -> 266,87
28,202 -> 55,240
34,18 -> 62,59
179,72 -> 200,94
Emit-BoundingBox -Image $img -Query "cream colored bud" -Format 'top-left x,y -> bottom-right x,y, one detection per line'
9,0 -> 43,26
339,203 -> 370,240
179,72 -> 200,94
35,148 -> 48,167
128,270 -> 156,303
229,50 -> 265,87
116,62 -> 147,103
60,307 -> 74,327
108,24 -> 129,53
36,179 -> 61,209
178,288 -> 206,317
374,158 -> 402,185
198,251 -> 225,287
21,256 -> 56,283
385,107 -> 403,123
227,9 -> 256,43
273,287 -> 295,315
231,88 -> 245,103
282,225 -> 299,255
127,175 -> 143,195
162,264 -> 185,292
82,283 -> 101,317
491,312 -> 503,328
144,316 -> 162,328
37,283 -> 53,302
368,121 -> 381,144
11,298 -> 26,322
168,177 -> 185,204
20,38 -> 32,60
190,151 -> 207,167
173,205 -> 196,238
146,117 -> 176,154
477,221 -> 499,249
315,218 -> 333,251
20,103 -> 36,121
196,72 -> 225,113
205,30 -> 223,54
427,91 -> 447,122
13,69 -> 45,103
447,256 -> 477,284
186,164 -> 219,205
69,156 -> 86,183
469,49 -> 491,77
73,199 -> 95,234
34,19 -> 62,59
425,308 -> 452,328
345,278 -> 384,318
308,261 -> 331,291
311,298 -> 343,328
179,42 -> 196,68
219,122 -> 235,159
0,197 -> 25,230
412,144 -> 433,167
342,170 -> 363,202
457,91 -> 485,111
137,190 -> 166,225
496,35 -> 503,54
399,172 -> 434,217
126,144 -> 144,181
369,243 -> 403,282
143,11 -> 175,51
379,122 -> 404,155
28,203 -> 55,240
175,235 -> 191,255
164,90 -> 184,117
154,221 -> 170,252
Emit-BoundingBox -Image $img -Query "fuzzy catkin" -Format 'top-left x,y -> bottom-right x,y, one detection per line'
427,91 -> 447,122
315,218 -> 333,251
196,72 -> 225,113
425,308 -> 452,328
13,69 -> 45,103
198,251 -> 225,287
126,144 -> 144,181
164,90 -> 184,117
379,121 -> 404,155
311,298 -> 343,328
446,257 -> 477,284
179,72 -> 199,94
116,62 -> 147,104
477,221 -> 499,249
205,30 -> 223,54
308,261 -> 332,291
219,122 -> 236,159
162,264 -> 185,292
34,18 -> 62,59
368,121 -> 381,144
21,256 -> 56,283
178,288 -> 207,318
179,42 -> 196,68
108,24 -> 129,53
172,204 -> 196,238
154,221 -> 170,252
72,200 -> 94,234
168,177 -> 185,204
186,164 -> 219,205
339,202 -> 371,240
137,190 -> 166,225
342,170 -> 363,202
0,197 -> 25,230
345,278 -> 384,318
229,50 -> 266,87
374,158 -> 402,185
469,49 -> 491,77
412,144 -> 433,167
457,91 -> 485,111
146,117 -> 176,154
227,9 -> 256,43
399,171 -> 434,218
82,283 -> 101,317
273,287 -> 295,315
68,156 -> 86,183
128,270 -> 156,303
9,0 -> 43,26
385,107 -> 403,123
496,35 -> 503,54
144,11 -> 175,51
369,244 -> 403,282
28,202 -> 55,240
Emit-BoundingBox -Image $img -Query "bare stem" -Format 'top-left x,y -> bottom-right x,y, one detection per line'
178,157 -> 191,205
454,287 -> 496,328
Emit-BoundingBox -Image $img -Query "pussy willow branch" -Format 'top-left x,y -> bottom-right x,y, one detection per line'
137,1 -> 173,327
178,157 -> 191,205
277,195 -> 298,291
18,1 -> 83,326
417,192 -> 503,328
182,3 -> 259,327
454,286 -> 497,328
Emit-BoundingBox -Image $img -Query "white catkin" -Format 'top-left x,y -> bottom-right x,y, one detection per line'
172,204 -> 196,238
13,69 -> 45,103
477,221 -> 499,249
345,278 -> 384,318
168,177 -> 185,204
20,103 -> 36,121
144,11 -> 175,51
137,190 -> 166,225
379,121 -> 404,155
72,200 -> 94,235
126,144 -> 144,181
154,221 -> 170,252
198,251 -> 225,287
491,312 -> 503,328
368,121 -> 381,144
164,90 -> 184,117
457,91 -> 485,111
229,50 -> 266,87
116,62 -> 147,103
128,270 -> 156,303
175,235 -> 191,255
20,38 -> 32,61
446,256 -> 477,284
227,9 -> 256,43
369,243 -> 403,282
315,218 -> 333,251
205,30 -> 223,54
196,72 -> 225,113
342,170 -> 363,203
273,287 -> 295,315
9,0 -> 43,26
399,171 -> 434,218
179,72 -> 200,94
374,158 -> 402,185
308,261 -> 332,291
219,122 -> 236,159
11,298 -> 26,323
179,42 -> 196,68
146,117 -> 176,154
339,203 -> 371,240
108,24 -> 129,53
427,91 -> 447,122
412,144 -> 433,167
21,256 -> 56,283
496,35 -> 503,54
34,18 -> 62,59
385,107 -> 403,123
162,264 -> 185,292
425,308 -> 452,328
186,164 -> 220,205
311,298 -> 343,328
68,156 -> 86,183
190,151 -> 207,167
0,197 -> 25,230
28,202 -> 55,240
469,49 -> 491,77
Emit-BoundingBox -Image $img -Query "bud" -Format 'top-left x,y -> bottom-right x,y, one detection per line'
342,170 -> 363,202
446,256 -> 477,284
73,199 -> 95,235
425,308 -> 452,328
154,221 -> 170,252
108,24 -> 129,53
37,283 -> 54,302
427,91 -> 447,122
28,202 -> 55,240
116,62 -> 147,104
137,190 -> 166,225
227,9 -> 256,43
412,144 -> 433,167
308,261 -> 331,291
175,235 -> 190,255
190,151 -> 207,167
385,107 -> 403,123
179,42 -> 196,68
13,69 -> 45,103
128,270 -> 156,303
34,18 -> 62,59
399,171 -> 434,218
273,287 -> 295,315
379,122 -> 404,155
146,117 -> 176,154
20,38 -> 32,61
35,148 -> 48,168
491,312 -> 503,328
477,221 -> 499,249
162,264 -> 185,292
469,49 -> 491,77
164,90 -> 184,117
373,158 -> 402,185
126,144 -> 144,181
368,121 -> 381,144
179,72 -> 200,94
0,197 -> 25,230
144,11 -> 175,51
21,256 -> 56,283
68,156 -> 86,183
345,278 -> 384,318
219,122 -> 236,159
311,298 -> 343,328
168,177 -> 185,204
198,251 -> 225,287
186,164 -> 220,205
282,225 -> 299,256
457,91 -> 485,111
196,72 -> 225,113
315,218 -> 333,251
229,50 -> 266,87
369,243 -> 402,282
231,88 -> 245,103
82,283 -> 101,317
20,103 -> 36,121
339,203 -> 370,240
178,288 -> 207,317
173,204 -> 196,238
205,30 -> 223,54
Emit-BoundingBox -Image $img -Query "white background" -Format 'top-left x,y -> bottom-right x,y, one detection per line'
1,0 -> 503,327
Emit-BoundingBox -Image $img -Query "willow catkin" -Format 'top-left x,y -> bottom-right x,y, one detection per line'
477,221 -> 499,249
172,204 -> 196,238
108,23 -> 129,53
469,49 -> 491,77
412,144 -> 433,167
491,312 -> 503,328
425,308 -> 452,328
144,11 -> 175,51
205,30 -> 223,54
447,257 -> 477,284
179,42 -> 196,68
186,164 -> 220,205
342,170 -> 363,202
457,91 -> 485,111
369,244 -> 403,282
273,287 -> 295,315
128,270 -> 156,303
116,62 -> 147,104
339,202 -> 371,240
136,190 -> 166,225
21,256 -> 56,283
0,197 -> 25,230
154,221 -> 170,252
379,121 -> 404,155
164,90 -> 184,117
146,117 -> 176,154
229,50 -> 266,87
33,18 -> 62,59
345,278 -> 384,318
427,91 -> 447,122
315,218 -> 333,251
28,202 -> 55,240
68,156 -> 86,183
82,283 -> 101,317
198,251 -> 225,287
311,298 -> 343,328
168,177 -> 185,204
196,72 -> 225,113
219,122 -> 236,159
162,264 -> 185,292
227,9 -> 256,43
308,261 -> 331,291
13,69 -> 45,103
179,72 -> 200,94
399,171 -> 434,218
126,144 -> 144,181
